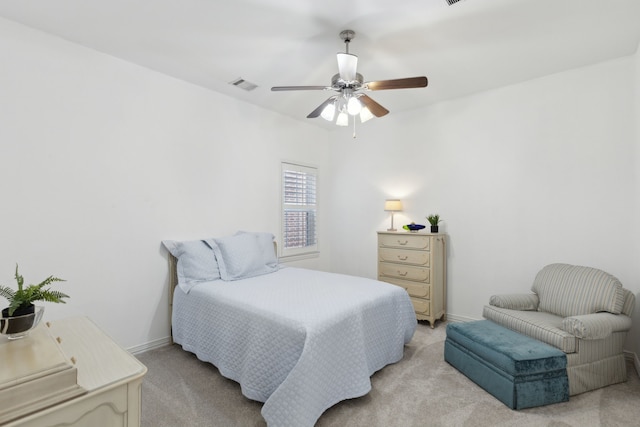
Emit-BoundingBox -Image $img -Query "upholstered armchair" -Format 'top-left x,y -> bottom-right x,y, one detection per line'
483,263 -> 635,395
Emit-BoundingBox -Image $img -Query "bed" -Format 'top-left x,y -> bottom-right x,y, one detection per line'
164,231 -> 417,427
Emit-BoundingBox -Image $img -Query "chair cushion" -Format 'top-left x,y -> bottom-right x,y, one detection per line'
531,264 -> 623,317
483,305 -> 576,353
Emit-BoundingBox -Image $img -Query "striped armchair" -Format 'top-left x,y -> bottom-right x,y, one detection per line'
483,263 -> 635,395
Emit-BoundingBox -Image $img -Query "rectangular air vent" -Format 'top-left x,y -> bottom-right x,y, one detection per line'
229,77 -> 258,91
445,0 -> 462,5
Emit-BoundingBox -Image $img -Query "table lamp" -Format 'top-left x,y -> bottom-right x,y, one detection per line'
384,199 -> 403,231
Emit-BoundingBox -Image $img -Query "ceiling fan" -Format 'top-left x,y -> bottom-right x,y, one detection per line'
271,30 -> 428,127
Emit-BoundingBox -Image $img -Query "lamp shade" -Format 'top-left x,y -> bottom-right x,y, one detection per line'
321,102 -> 336,121
347,96 -> 362,115
336,111 -> 349,126
384,199 -> 403,212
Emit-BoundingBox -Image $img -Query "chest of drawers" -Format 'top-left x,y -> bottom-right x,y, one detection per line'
1,316 -> 147,427
377,231 -> 447,328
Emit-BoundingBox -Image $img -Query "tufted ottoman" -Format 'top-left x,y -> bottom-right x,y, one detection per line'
444,320 -> 569,409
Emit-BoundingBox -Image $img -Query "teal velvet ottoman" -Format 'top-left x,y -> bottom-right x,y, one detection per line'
444,320 -> 569,409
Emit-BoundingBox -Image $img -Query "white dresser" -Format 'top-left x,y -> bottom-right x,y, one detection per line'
1,316 -> 147,427
377,231 -> 447,328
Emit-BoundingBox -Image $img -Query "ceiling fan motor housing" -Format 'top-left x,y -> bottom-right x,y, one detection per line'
332,73 -> 363,89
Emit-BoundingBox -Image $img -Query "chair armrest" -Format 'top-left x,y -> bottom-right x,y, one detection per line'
489,293 -> 539,311
562,313 -> 633,340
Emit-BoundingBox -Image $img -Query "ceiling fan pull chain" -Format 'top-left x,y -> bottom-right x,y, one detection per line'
353,116 -> 357,139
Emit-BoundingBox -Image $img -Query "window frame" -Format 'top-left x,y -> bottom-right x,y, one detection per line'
280,161 -> 319,259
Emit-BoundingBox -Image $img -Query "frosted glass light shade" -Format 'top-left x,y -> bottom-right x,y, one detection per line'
384,199 -> 403,212
321,102 -> 336,121
336,111 -> 349,126
347,97 -> 362,115
360,106 -> 374,123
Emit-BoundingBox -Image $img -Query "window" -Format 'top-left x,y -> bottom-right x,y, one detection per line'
281,162 -> 318,258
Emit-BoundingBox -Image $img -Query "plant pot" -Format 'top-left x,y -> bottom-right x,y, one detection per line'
430,225 -> 439,233
1,305 -> 42,338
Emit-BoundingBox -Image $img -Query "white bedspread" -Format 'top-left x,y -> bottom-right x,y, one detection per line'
172,267 -> 416,427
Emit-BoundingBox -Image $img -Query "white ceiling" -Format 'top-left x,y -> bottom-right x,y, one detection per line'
1,0 -> 639,129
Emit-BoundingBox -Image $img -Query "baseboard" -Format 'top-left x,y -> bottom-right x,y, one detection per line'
623,350 -> 640,378
128,336 -> 172,355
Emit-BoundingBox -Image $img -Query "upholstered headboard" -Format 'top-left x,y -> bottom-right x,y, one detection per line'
167,253 -> 178,332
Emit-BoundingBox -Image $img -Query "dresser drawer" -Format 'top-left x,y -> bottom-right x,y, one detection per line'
411,297 -> 430,315
379,234 -> 430,250
378,248 -> 430,267
394,280 -> 431,299
381,277 -> 430,298
379,263 -> 430,283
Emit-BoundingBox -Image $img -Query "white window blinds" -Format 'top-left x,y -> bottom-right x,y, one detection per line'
281,162 -> 318,257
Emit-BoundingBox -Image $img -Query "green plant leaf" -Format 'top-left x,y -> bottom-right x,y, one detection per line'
426,214 -> 441,225
2,265 -> 68,316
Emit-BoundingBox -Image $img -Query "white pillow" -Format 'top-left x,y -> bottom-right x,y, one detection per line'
162,239 -> 220,293
212,231 -> 278,281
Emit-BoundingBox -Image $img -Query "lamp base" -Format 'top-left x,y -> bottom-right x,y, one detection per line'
387,228 -> 397,232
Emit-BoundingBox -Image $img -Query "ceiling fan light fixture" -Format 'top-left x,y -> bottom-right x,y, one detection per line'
360,106 -> 374,123
347,96 -> 362,115
271,29 -> 428,131
336,111 -> 349,126
321,102 -> 336,121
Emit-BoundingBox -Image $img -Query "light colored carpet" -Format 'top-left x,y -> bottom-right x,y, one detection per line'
136,322 -> 640,426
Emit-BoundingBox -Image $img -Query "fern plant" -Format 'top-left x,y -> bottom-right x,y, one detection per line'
0,265 -> 68,316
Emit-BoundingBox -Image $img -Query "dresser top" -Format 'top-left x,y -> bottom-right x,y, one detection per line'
46,316 -> 147,391
377,231 -> 446,236
0,323 -> 72,387
1,316 -> 147,393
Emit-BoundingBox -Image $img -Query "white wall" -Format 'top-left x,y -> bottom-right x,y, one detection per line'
2,15 -> 639,356
0,18 -> 331,349
633,43 -> 640,358
327,56 -> 639,349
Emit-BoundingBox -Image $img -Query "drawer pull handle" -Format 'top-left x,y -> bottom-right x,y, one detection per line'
397,240 -> 408,245
398,270 -> 408,277
398,255 -> 408,261
56,336 -> 62,344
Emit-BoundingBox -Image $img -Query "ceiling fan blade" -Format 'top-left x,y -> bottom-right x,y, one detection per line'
358,94 -> 389,117
271,86 -> 328,91
307,97 -> 336,118
365,76 -> 428,91
337,53 -> 358,81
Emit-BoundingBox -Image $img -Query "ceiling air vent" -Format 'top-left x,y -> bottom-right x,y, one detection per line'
445,0 -> 463,5
229,77 -> 258,91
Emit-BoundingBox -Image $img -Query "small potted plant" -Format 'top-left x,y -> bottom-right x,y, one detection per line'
427,214 -> 442,233
0,265 -> 69,335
